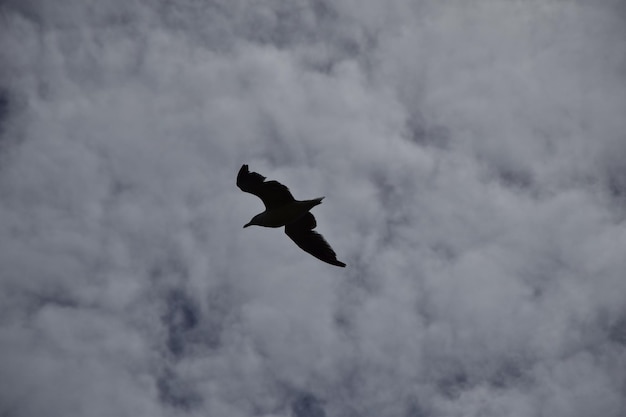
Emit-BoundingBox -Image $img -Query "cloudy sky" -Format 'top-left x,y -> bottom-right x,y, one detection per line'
1,0 -> 625,416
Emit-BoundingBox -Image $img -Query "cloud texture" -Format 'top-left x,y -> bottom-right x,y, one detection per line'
1,0 -> 625,416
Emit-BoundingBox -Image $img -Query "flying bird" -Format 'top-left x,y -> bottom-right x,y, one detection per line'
237,164 -> 346,267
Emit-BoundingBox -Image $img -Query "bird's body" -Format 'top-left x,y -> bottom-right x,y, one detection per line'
237,164 -> 346,267
244,198 -> 324,228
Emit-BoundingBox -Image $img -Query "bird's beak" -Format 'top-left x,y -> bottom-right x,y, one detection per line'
243,223 -> 251,228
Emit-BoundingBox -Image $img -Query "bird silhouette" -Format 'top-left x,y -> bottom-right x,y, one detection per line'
237,164 -> 346,267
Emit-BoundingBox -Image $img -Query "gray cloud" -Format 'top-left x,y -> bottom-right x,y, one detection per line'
1,0 -> 625,416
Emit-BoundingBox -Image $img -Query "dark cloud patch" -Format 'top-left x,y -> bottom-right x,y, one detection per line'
434,354 -> 533,403
493,167 -> 534,192
0,89 -> 8,132
1,0 -> 141,29
436,369 -> 469,400
488,358 -> 530,390
608,315 -> 626,347
403,398 -> 428,417
161,283 -> 237,359
291,392 -> 327,417
606,163 -> 626,201
0,88 -> 18,163
162,289 -> 199,358
159,0 -> 337,51
31,293 -> 81,315
405,113 -> 451,150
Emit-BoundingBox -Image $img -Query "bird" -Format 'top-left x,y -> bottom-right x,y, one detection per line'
237,164 -> 346,267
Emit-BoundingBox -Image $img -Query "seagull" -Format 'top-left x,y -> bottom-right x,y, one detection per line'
237,164 -> 346,267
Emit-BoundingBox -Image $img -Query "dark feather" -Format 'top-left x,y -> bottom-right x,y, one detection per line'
236,164 -> 295,209
285,213 -> 346,267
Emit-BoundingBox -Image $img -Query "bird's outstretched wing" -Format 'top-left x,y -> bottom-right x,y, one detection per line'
236,164 -> 295,209
285,213 -> 346,267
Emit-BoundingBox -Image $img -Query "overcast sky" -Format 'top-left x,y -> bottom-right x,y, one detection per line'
1,0 -> 625,416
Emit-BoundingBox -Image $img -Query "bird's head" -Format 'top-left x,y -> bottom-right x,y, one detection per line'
243,214 -> 262,228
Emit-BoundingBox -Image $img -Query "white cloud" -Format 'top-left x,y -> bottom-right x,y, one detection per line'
1,0 -> 625,416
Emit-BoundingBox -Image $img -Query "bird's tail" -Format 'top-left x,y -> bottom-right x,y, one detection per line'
294,197 -> 324,216
301,197 -> 324,212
